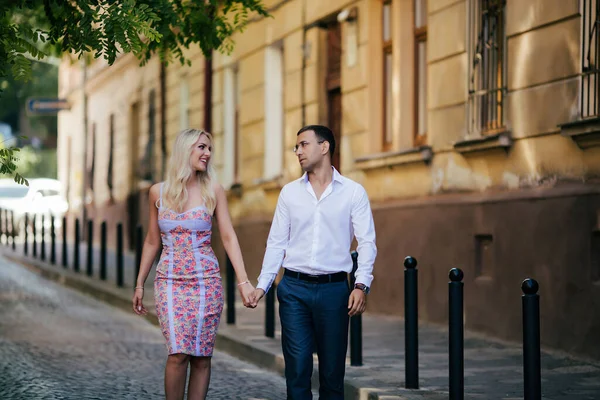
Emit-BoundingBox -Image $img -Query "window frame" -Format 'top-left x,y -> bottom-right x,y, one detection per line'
413,0 -> 427,146
382,0 -> 393,152
580,0 -> 600,120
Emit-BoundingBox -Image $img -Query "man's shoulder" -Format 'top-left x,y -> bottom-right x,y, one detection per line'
282,176 -> 305,189
336,173 -> 364,191
279,177 -> 304,197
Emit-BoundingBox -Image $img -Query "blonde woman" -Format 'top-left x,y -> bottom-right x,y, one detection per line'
133,128 -> 255,400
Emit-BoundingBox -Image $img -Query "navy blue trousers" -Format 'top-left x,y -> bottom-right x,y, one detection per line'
277,274 -> 350,400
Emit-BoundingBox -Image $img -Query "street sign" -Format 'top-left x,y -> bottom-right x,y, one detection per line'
26,98 -> 70,115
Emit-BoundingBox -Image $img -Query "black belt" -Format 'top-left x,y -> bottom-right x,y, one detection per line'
284,269 -> 347,283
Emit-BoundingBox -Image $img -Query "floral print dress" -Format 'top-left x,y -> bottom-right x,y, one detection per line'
154,184 -> 224,356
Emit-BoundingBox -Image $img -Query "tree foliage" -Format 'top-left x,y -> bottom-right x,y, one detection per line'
0,0 -> 270,184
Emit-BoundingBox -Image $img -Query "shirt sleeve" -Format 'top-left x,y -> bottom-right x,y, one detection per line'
351,184 -> 377,288
257,187 -> 290,292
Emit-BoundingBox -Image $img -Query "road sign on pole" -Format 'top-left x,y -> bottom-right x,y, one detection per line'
26,98 -> 70,115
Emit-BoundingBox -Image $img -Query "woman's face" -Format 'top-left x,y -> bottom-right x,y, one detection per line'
190,134 -> 212,172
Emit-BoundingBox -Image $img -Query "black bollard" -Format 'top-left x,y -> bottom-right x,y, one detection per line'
117,222 -> 123,287
226,254 -> 235,324
62,216 -> 68,268
11,210 -> 16,251
135,225 -> 143,284
522,278 -> 541,400
265,282 -> 276,338
116,223 -> 124,287
349,250 -> 363,366
100,221 -> 107,280
449,268 -> 464,400
40,214 -> 46,261
50,215 -> 56,265
86,220 -> 94,276
32,215 -> 37,258
404,256 -> 419,389
73,218 -> 80,272
24,213 -> 29,256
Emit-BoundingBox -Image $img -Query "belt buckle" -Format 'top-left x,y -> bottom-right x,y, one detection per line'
306,274 -> 319,282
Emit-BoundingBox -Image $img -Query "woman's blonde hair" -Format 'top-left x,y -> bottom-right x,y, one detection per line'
161,128 -> 217,214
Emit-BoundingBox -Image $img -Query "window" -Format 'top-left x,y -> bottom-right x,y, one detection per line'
468,0 -> 506,135
414,0 -> 427,145
474,234 -> 493,278
88,123 -> 96,191
180,80 -> 189,130
142,89 -> 156,181
107,114 -> 115,200
581,0 -> 600,119
264,43 -> 284,180
223,66 -> 240,187
383,1 -> 393,150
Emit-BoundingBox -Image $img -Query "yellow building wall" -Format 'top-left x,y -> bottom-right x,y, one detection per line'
57,0 -> 600,220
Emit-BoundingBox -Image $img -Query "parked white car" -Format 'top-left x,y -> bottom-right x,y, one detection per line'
0,178 -> 69,235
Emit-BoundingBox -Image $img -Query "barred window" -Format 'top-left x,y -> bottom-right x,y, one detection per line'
468,0 -> 507,135
581,0 -> 600,119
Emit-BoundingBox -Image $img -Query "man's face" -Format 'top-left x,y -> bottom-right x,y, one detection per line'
295,130 -> 326,172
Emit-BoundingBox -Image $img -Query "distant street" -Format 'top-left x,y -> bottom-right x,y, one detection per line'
0,254 -> 289,399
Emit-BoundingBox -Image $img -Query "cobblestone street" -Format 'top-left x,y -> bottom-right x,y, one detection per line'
0,255 -> 290,399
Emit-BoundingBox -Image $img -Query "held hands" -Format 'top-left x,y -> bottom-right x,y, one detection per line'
249,288 -> 265,308
238,281 -> 258,308
348,289 -> 367,316
132,287 -> 148,316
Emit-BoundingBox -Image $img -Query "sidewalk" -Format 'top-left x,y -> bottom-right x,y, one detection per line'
2,245 -> 600,400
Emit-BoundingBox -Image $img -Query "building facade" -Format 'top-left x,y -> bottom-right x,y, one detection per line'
57,0 -> 600,359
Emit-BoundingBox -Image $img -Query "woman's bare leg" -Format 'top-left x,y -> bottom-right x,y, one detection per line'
165,353 -> 190,400
187,356 -> 212,400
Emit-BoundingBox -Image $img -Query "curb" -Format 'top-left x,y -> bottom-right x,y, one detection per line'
2,250 -> 427,400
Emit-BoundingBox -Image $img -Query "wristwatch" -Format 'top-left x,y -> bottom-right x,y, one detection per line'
354,283 -> 370,295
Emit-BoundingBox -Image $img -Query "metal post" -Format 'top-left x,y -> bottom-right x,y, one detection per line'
404,256 -> 419,389
2,208 -> 6,245
100,221 -> 107,280
40,214 -> 46,261
62,216 -> 68,268
135,225 -> 143,285
74,218 -> 80,272
226,254 -> 235,324
350,250 -> 363,366
1,208 -> 4,245
522,278 -> 541,400
86,220 -> 94,276
11,210 -> 16,251
265,282 -> 276,338
24,213 -> 29,256
50,215 -> 56,264
116,223 -> 124,287
32,215 -> 37,258
449,268 -> 464,400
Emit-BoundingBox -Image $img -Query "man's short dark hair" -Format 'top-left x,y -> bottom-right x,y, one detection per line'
297,125 -> 335,158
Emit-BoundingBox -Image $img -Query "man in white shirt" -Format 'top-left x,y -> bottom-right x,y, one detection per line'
250,125 -> 377,399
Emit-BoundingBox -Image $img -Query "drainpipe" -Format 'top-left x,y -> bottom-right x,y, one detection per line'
204,52 -> 213,132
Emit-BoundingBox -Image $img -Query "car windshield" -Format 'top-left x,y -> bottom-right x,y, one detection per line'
0,186 -> 29,198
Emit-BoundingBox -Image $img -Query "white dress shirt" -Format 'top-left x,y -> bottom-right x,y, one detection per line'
257,168 -> 377,293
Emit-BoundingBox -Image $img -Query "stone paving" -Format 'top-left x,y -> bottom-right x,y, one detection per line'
2,241 -> 600,399
0,255 -> 311,399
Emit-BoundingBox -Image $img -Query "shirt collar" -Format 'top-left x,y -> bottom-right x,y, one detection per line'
301,167 -> 343,184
